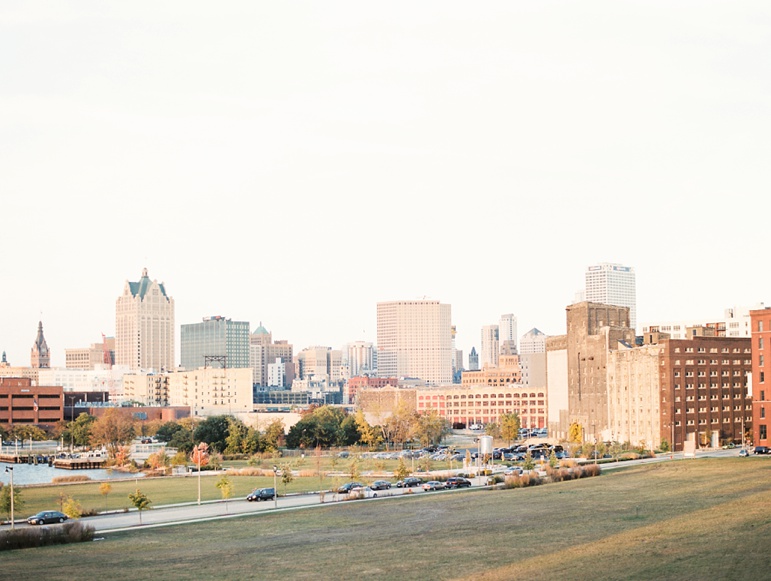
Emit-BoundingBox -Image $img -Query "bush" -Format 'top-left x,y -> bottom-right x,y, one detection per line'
0,521 -> 94,551
52,475 -> 91,484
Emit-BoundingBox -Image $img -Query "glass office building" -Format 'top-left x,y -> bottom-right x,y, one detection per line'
180,316 -> 250,371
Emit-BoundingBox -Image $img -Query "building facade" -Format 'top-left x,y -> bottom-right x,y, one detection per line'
750,307 -> 770,448
520,328 -> 547,354
0,377 -> 63,426
115,268 -> 175,371
566,301 -> 635,441
250,324 -> 293,388
180,316 -> 250,371
461,354 -> 521,388
343,341 -> 375,378
641,304 -> 764,340
167,367 -> 253,417
65,337 -> 115,370
376,300 -> 453,385
585,262 -> 637,331
499,314 -> 518,355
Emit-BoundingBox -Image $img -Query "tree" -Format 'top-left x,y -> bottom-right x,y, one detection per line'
499,413 -> 521,446
191,442 -> 210,469
354,410 -> 380,450
262,419 -> 285,451
62,496 -> 83,519
414,410 -> 451,448
394,456 -> 410,481
128,489 -> 151,524
193,415 -> 230,453
68,413 -> 96,447
114,445 -> 132,468
484,422 -> 502,439
568,422 -> 583,444
0,483 -> 23,521
99,482 -> 112,513
380,401 -> 415,449
146,447 -> 170,471
523,450 -> 535,471
281,465 -> 294,495
216,475 -> 233,513
224,417 -> 249,455
11,424 -> 47,442
349,455 -> 361,481
90,408 -> 136,457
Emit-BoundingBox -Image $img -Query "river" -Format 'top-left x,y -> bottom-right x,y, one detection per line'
0,462 -> 145,486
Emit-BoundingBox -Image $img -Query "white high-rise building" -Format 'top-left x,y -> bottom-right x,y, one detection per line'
344,341 -> 375,377
115,268 -> 175,372
585,262 -> 637,331
641,304 -> 764,340
480,325 -> 499,368
499,314 -> 518,355
376,300 -> 453,385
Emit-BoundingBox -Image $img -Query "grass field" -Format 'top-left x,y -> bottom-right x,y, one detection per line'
13,453 -> 461,515
4,458 -> 771,580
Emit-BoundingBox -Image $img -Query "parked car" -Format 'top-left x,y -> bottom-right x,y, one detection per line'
350,486 -> 378,498
370,480 -> 392,491
504,466 -> 523,477
444,477 -> 472,489
395,477 -> 422,488
421,481 -> 443,491
27,511 -> 68,525
337,482 -> 365,494
739,449 -> 750,457
246,487 -> 276,502
754,446 -> 770,455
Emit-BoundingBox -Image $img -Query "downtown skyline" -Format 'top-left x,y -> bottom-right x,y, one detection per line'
2,2 -> 770,367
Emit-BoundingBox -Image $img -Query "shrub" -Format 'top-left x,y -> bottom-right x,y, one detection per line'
52,475 -> 91,484
0,521 -> 94,551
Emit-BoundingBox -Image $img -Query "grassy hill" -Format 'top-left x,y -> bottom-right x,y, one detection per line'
4,457 -> 771,580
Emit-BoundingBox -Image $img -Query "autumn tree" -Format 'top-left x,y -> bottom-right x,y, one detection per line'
394,456 -> 410,481
414,410 -> 451,448
224,417 -> 250,455
62,496 -> 83,519
499,413 -> 521,446
90,408 -> 136,457
146,447 -> 170,471
99,482 -> 112,513
67,413 -> 97,447
354,410 -> 380,450
128,489 -> 151,524
11,424 -> 47,442
380,401 -> 415,449
216,475 -> 233,513
262,419 -> 285,451
568,422 -> 583,444
281,465 -> 294,495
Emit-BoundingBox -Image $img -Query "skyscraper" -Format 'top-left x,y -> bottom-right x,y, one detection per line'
499,314 -> 518,355
180,316 -> 250,371
585,262 -> 637,331
480,325 -> 499,368
376,300 -> 453,385
115,268 -> 175,371
30,321 -> 50,368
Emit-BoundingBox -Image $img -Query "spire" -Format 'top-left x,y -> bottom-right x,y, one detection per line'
31,320 -> 51,368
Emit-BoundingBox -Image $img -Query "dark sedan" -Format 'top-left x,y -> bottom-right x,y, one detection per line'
444,477 -> 472,489
27,511 -> 68,525
395,477 -> 422,488
370,480 -> 392,491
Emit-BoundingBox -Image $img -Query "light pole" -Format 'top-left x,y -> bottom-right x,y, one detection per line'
197,452 -> 202,506
273,465 -> 278,509
5,467 -> 14,529
592,423 -> 596,465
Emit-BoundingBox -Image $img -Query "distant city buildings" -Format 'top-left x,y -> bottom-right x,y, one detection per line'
750,306 -> 770,449
180,315 -> 250,371
376,300 -> 453,385
250,324 -> 294,388
343,341 -> 375,378
115,268 -> 175,371
585,262 -> 637,331
499,313 -> 518,355
65,337 -> 114,370
641,304 -> 763,340
468,347 -> 479,371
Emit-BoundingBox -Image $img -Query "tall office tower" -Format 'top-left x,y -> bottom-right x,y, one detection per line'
30,321 -> 51,368
468,347 -> 479,371
480,325 -> 499,368
376,300 -> 453,385
250,324 -> 294,387
520,328 -> 547,354
499,314 -> 518,355
180,316 -> 250,371
115,268 -> 175,371
344,341 -> 375,377
585,262 -> 637,331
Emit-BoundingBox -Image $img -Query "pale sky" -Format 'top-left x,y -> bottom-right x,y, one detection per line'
2,2 -> 770,368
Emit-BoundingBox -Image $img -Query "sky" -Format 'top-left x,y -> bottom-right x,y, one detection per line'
2,1 -> 770,368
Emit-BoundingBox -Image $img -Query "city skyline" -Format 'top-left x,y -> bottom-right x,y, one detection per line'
2,3 -> 770,368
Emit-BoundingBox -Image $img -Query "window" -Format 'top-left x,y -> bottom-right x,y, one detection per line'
760,337 -> 765,350
761,425 -> 767,439
762,407 -> 766,419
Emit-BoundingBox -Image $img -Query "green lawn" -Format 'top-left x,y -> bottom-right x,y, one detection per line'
5,458 -> 771,580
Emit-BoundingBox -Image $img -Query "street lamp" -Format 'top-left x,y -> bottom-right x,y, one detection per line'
272,466 -> 278,509
5,467 -> 14,529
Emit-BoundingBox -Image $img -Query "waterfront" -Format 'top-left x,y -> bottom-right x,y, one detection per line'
0,462 -> 145,486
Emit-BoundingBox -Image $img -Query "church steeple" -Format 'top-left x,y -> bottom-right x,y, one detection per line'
31,320 -> 51,368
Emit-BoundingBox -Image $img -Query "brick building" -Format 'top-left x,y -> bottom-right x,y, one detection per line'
0,377 -> 63,426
